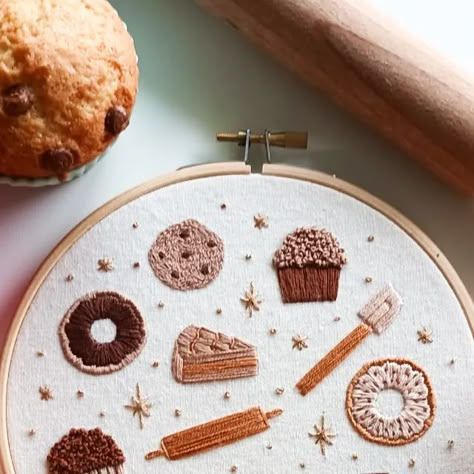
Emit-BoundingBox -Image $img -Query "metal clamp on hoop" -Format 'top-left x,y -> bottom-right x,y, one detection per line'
216,129 -> 308,164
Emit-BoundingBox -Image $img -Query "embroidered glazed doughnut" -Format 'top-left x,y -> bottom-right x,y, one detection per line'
148,219 -> 224,291
58,291 -> 146,375
346,358 -> 435,446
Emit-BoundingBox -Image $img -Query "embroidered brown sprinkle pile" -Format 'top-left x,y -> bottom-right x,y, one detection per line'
65,274 -> 74,282
149,219 -> 224,291
292,335 -> 308,351
173,325 -> 258,383
273,227 -> 347,303
241,282 -> 263,317
39,386 -> 53,401
47,428 -> 125,474
125,383 -> 152,430
58,291 -> 146,375
418,327 -> 433,344
145,407 -> 282,461
97,258 -> 113,272
346,358 -> 435,446
309,415 -> 336,456
254,214 -> 268,229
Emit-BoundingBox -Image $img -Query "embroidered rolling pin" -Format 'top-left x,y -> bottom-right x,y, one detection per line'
145,406 -> 282,461
296,286 -> 401,396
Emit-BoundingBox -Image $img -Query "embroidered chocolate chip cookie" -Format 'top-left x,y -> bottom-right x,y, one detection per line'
148,219 -> 224,291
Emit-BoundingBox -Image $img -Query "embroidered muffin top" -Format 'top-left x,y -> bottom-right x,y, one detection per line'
273,227 -> 347,269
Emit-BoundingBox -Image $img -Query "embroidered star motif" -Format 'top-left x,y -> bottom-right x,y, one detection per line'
39,386 -> 53,401
240,282 -> 263,317
253,214 -> 268,229
125,383 -> 152,429
292,335 -> 308,351
97,258 -> 113,272
417,327 -> 433,344
309,415 -> 336,456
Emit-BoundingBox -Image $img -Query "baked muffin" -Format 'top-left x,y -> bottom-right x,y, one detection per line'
0,0 -> 138,182
273,227 -> 347,303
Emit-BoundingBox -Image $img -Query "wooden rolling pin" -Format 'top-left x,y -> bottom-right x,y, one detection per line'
197,0 -> 474,196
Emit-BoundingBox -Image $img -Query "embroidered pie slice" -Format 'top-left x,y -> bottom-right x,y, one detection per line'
172,325 -> 258,383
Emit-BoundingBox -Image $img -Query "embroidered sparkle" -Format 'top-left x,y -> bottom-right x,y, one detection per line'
240,282 -> 262,317
292,335 -> 308,351
309,415 -> 336,456
417,327 -> 433,344
125,383 -> 152,430
97,258 -> 113,272
254,214 -> 268,229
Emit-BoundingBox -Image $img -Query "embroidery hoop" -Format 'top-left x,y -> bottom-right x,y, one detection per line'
0,161 -> 473,473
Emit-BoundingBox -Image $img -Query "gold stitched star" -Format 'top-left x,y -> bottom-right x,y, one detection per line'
417,327 -> 433,344
292,335 -> 308,351
253,214 -> 268,229
97,258 -> 113,272
125,383 -> 152,430
309,415 -> 336,456
240,282 -> 263,317
39,386 -> 53,401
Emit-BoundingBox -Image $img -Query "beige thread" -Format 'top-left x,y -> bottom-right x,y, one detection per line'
125,383 -> 152,430
346,359 -> 436,446
296,286 -> 402,395
145,407 -> 282,461
417,327 -> 433,344
172,326 -> 258,383
241,282 -> 263,317
308,415 -> 336,456
58,291 -> 146,376
292,335 -> 308,351
148,219 -> 224,291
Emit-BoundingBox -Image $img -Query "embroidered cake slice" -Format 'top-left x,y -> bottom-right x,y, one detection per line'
172,326 -> 258,383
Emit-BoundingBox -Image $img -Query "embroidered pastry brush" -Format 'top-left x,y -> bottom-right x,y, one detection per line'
145,406 -> 282,461
296,285 -> 401,396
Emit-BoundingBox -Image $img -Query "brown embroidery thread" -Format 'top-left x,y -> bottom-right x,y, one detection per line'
58,291 -> 146,375
47,428 -> 125,474
172,326 -> 258,383
273,228 -> 347,303
39,386 -> 53,401
148,219 -> 224,291
346,358 -> 436,446
417,327 -> 433,344
145,407 -> 282,461
97,258 -> 113,272
296,286 -> 401,395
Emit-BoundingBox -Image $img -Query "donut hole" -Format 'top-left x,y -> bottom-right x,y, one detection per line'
374,388 -> 405,418
90,318 -> 117,344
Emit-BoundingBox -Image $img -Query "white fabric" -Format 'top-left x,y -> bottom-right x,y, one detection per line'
6,174 -> 474,474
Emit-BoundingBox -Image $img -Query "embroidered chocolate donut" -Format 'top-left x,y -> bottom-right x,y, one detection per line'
58,291 -> 146,375
148,219 -> 224,291
346,358 -> 435,446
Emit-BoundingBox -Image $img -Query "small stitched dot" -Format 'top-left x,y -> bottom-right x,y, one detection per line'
175,409 -> 182,417
207,240 -> 217,248
448,440 -> 454,449
201,264 -> 210,275
216,308 -> 222,315
266,444 -> 272,450
351,453 -> 358,460
171,270 -> 179,279
36,351 -> 45,357
221,203 -> 227,210
368,235 -> 375,242
230,466 -> 238,473
224,391 -> 231,399
99,411 -> 106,418
76,390 -> 84,399
158,251 -> 165,259
450,358 -> 456,365
299,463 -> 306,469
182,251 -> 192,259
132,222 -> 139,229
65,274 -> 74,282
133,262 -> 140,268
269,328 -> 277,335
408,458 -> 416,468
158,301 -> 165,308
334,316 -> 341,322
245,254 -> 252,260
275,388 -> 284,396
152,361 -> 160,368
365,276 -> 373,283
28,429 -> 36,437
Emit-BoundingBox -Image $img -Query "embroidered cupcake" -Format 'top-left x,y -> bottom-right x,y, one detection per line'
47,428 -> 125,473
273,227 -> 347,303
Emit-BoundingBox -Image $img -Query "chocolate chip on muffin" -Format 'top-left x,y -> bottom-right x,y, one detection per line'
40,148 -> 77,180
2,84 -> 34,117
105,105 -> 130,136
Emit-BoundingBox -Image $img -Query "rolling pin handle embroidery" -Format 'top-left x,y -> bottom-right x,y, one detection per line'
296,285 -> 401,396
145,407 -> 282,461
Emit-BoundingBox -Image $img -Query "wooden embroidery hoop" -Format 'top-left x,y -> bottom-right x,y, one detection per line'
0,161 -> 473,473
